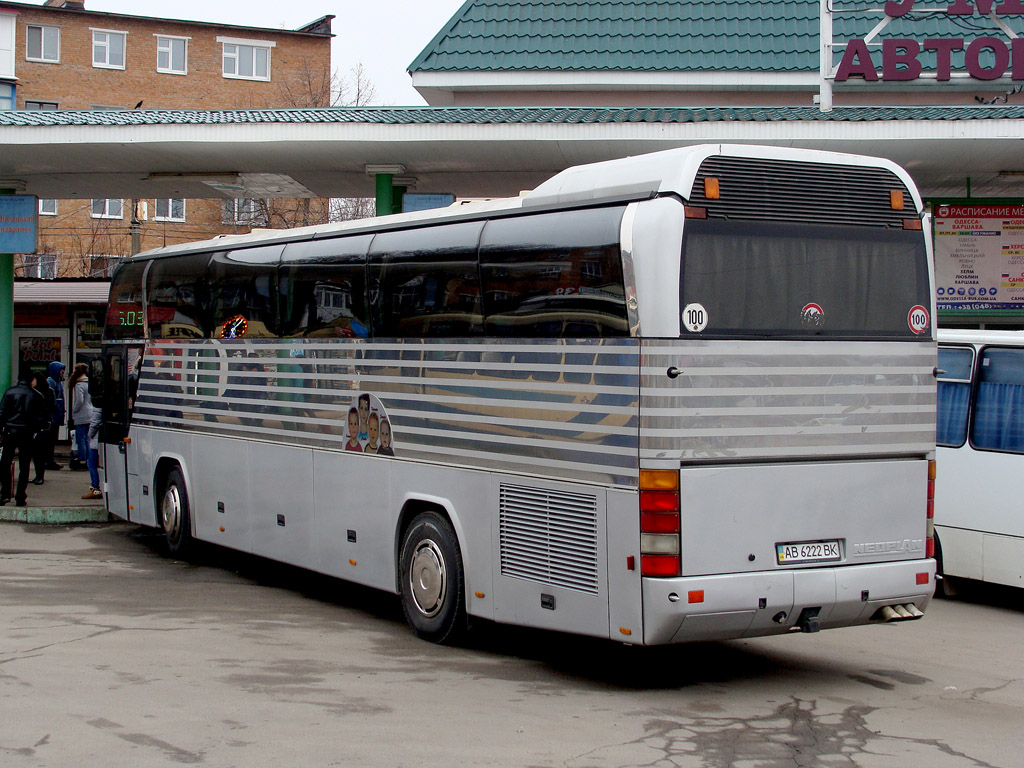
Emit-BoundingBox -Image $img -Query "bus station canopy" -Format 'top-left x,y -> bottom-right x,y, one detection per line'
2,105 -> 1024,201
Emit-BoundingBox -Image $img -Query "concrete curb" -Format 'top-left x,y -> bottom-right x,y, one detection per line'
0,507 -> 112,525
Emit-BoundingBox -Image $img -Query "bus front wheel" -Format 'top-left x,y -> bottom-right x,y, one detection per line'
161,467 -> 193,558
399,511 -> 466,644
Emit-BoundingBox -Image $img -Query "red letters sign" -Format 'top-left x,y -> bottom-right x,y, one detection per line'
836,2 -> 1024,82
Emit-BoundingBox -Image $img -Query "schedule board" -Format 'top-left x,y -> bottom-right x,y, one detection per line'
934,204 -> 1024,311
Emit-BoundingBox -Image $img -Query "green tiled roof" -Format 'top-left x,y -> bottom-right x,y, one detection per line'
3,106 -> 1024,127
408,0 -> 1024,73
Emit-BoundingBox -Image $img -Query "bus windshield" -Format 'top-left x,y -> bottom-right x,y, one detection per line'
680,220 -> 931,339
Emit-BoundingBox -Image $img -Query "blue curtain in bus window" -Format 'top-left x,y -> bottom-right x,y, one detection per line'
972,347 -> 1024,453
936,346 -> 973,447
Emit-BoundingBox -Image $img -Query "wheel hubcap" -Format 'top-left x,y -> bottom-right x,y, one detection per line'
162,485 -> 182,541
409,539 -> 446,618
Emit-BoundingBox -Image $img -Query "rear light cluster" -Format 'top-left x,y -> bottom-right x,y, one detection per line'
926,459 -> 936,558
639,469 -> 680,577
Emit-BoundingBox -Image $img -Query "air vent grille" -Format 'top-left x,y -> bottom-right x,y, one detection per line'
691,156 -> 917,228
499,484 -> 599,595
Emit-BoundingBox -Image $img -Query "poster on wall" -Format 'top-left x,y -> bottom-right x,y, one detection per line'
934,204 -> 1024,311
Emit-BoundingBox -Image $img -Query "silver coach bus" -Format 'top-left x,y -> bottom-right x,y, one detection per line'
98,145 -> 937,644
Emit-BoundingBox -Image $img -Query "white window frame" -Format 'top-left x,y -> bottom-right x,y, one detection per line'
91,28 -> 127,70
218,36 -> 274,81
91,198 -> 123,219
154,198 -> 185,222
155,34 -> 188,75
0,13 -> 16,79
22,253 -> 57,279
38,199 -> 57,216
26,24 -> 60,64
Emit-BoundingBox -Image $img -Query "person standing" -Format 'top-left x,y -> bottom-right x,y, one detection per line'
42,361 -> 66,472
83,400 -> 103,500
0,368 -> 47,507
30,369 -> 54,484
68,363 -> 92,471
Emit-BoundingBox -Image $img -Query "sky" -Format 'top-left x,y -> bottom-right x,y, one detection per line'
27,0 -> 469,105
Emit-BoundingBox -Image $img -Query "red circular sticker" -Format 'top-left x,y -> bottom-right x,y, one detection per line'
801,303 -> 824,328
908,305 -> 930,334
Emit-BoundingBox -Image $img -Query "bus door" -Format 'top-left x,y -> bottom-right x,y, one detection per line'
100,344 -> 143,521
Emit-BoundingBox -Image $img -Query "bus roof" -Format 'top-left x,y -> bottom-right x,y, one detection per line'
129,143 -> 920,263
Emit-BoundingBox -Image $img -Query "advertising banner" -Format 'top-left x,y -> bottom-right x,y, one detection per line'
934,204 -> 1024,311
0,195 -> 38,254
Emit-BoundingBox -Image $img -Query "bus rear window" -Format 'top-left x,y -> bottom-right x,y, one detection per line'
680,220 -> 930,339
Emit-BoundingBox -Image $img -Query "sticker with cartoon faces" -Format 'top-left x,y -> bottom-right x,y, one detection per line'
344,393 -> 396,456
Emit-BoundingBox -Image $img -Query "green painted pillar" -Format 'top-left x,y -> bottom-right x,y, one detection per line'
375,173 -> 393,218
1,188 -> 15,393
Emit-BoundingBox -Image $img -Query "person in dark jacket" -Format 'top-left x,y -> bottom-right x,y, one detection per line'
44,361 -> 66,471
0,368 -> 47,506
31,369 -> 55,484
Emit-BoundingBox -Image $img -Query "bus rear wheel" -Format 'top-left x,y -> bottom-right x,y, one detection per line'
399,511 -> 466,644
161,467 -> 193,558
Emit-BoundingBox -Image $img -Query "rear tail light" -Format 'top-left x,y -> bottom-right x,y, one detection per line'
925,460 -> 936,558
639,470 -> 680,577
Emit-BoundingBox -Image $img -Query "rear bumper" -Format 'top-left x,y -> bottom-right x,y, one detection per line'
641,559 -> 935,645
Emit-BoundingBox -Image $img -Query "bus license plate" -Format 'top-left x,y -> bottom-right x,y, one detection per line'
776,540 -> 842,565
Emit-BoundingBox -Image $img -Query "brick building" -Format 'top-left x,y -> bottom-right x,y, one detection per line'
0,0 -> 334,280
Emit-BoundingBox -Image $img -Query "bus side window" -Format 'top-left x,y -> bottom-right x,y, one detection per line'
971,347 -> 1024,453
368,222 -> 484,338
936,346 -> 973,448
103,260 -> 148,341
207,245 -> 282,338
480,207 -> 628,338
145,252 -> 212,340
279,235 -> 372,339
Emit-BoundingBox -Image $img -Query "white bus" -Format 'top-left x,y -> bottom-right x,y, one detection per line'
935,328 -> 1024,593
98,145 -> 937,645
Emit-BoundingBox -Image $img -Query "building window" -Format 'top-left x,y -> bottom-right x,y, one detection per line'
92,29 -> 126,69
154,198 -> 185,222
22,254 -> 57,279
89,255 -> 119,278
0,82 -> 13,111
156,35 -> 187,75
26,25 -> 60,63
91,199 -> 123,219
222,198 -> 268,226
24,100 -> 58,110
38,199 -> 57,216
218,37 -> 274,81
1,14 -> 14,79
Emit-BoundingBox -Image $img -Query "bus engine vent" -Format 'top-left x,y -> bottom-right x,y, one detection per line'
691,156 -> 917,228
499,484 -> 599,595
